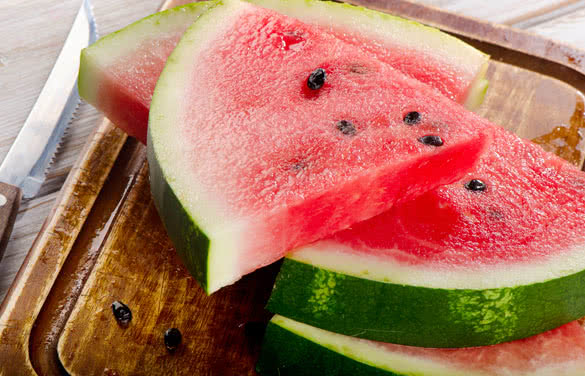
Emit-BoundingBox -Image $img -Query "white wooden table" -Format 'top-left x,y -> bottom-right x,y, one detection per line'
0,0 -> 584,302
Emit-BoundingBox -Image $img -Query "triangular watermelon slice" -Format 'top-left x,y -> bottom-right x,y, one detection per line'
257,315 -> 585,376
79,2 -> 214,143
147,0 -> 493,293
79,0 -> 489,144
267,126 -> 585,347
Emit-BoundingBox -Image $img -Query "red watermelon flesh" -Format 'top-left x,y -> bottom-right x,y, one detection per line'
291,125 -> 585,290
383,321 -> 585,374
96,40 -> 176,143
147,0 -> 493,293
79,1 -> 488,144
427,322 -> 585,374
326,126 -> 585,266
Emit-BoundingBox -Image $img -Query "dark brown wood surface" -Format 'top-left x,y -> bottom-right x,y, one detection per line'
1,1 -> 585,375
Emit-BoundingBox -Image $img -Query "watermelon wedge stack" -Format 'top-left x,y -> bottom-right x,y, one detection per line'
267,126 -> 585,348
76,0 -> 585,374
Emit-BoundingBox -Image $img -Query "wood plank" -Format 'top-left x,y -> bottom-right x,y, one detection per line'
0,119 -> 128,375
0,193 -> 56,302
57,164 -> 276,376
415,0 -> 583,24
526,7 -> 585,48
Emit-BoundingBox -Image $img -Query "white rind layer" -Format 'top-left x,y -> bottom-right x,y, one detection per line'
290,240 -> 585,289
273,315 -> 585,376
148,0 -> 251,293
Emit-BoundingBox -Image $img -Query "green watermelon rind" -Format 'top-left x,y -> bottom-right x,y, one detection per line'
256,315 -> 585,376
256,316 -> 468,376
248,0 -> 490,109
267,258 -> 585,347
149,146 -> 211,291
256,316 -> 409,376
78,2 -> 214,107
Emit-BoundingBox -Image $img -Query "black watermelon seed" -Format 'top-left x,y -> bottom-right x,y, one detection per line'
111,301 -> 132,326
403,111 -> 421,125
336,120 -> 357,136
307,68 -> 326,90
164,328 -> 182,351
465,179 -> 487,192
418,135 -> 443,146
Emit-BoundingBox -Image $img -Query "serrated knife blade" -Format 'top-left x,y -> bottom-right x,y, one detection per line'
0,0 -> 97,256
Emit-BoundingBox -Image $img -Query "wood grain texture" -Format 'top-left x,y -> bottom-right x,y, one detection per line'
57,164 -> 277,376
527,7 -> 585,48
0,0 -> 585,375
0,119 -> 127,375
417,0 -> 585,25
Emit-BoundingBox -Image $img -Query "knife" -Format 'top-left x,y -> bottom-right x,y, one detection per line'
0,0 -> 98,257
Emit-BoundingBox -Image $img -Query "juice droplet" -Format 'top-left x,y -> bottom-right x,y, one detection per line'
279,31 -> 306,51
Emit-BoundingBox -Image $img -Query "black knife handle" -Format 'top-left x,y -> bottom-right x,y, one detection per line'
0,182 -> 21,261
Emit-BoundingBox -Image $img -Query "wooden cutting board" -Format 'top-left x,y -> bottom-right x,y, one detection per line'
2,0 -> 585,374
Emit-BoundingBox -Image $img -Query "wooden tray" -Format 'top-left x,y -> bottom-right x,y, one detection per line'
2,0 -> 585,374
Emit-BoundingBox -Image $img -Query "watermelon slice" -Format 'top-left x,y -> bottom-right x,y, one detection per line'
79,2 -> 214,143
147,0 -> 493,293
257,315 -> 585,376
79,0 -> 489,144
267,126 -> 585,347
